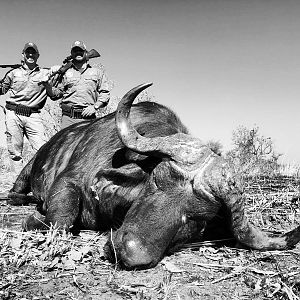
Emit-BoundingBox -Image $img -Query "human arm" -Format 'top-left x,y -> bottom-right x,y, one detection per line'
81,94 -> 109,117
0,71 -> 13,95
41,81 -> 62,100
0,94 -> 6,108
40,66 -> 64,100
82,71 -> 111,117
95,72 -> 111,109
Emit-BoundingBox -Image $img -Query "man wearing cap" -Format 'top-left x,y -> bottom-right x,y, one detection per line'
42,40 -> 111,129
0,42 -> 58,177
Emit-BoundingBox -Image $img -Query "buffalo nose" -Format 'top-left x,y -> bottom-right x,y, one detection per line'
119,232 -> 153,269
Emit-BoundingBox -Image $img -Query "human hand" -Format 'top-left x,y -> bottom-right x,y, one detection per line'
38,74 -> 51,86
82,105 -> 96,117
50,65 -> 61,74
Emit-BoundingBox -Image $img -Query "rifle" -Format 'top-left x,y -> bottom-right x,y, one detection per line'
0,64 -> 22,83
63,48 -> 100,63
0,48 -> 100,73
0,64 -> 22,69
37,49 -> 101,86
51,48 -> 101,78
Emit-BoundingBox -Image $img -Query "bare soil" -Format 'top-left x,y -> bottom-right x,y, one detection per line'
1,175 -> 300,300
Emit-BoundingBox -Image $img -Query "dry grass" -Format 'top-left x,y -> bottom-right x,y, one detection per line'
0,228 -> 111,299
245,176 -> 300,231
0,173 -> 300,299
278,164 -> 300,178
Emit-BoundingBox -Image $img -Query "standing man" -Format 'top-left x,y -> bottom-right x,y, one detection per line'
0,42 -> 58,177
42,40 -> 111,129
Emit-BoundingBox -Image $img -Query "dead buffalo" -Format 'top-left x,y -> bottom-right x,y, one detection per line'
8,83 -> 300,270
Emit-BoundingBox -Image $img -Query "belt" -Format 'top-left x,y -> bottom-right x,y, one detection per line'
61,104 -> 96,119
6,103 -> 40,117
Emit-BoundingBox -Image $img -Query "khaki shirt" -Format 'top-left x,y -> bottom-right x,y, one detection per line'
1,64 -> 58,109
51,64 -> 110,107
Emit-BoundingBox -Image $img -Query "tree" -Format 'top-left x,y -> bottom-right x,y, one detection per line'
225,125 -> 281,176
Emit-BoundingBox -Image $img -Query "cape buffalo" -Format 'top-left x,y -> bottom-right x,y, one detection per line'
8,83 -> 300,270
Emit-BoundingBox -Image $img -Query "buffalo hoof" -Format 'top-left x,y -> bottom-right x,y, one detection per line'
7,192 -> 37,206
22,211 -> 46,231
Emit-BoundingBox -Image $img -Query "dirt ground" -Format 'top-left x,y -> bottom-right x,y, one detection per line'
1,175 -> 300,300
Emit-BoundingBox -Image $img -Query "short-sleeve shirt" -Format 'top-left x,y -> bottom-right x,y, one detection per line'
51,64 -> 110,107
1,65 -> 57,109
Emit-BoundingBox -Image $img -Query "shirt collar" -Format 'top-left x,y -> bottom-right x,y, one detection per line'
72,62 -> 91,73
21,63 -> 40,72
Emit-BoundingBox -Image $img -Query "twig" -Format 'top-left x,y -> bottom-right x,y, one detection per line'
181,238 -> 235,249
72,274 -> 85,293
110,228 -> 118,273
281,280 -> 300,300
211,265 -> 250,284
0,283 -> 11,290
193,262 -> 237,269
0,212 -> 28,215
248,267 -> 278,277
33,214 -> 50,230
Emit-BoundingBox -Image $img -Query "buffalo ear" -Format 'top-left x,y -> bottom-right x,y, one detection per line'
168,161 -> 191,182
154,161 -> 190,191
125,150 -> 149,162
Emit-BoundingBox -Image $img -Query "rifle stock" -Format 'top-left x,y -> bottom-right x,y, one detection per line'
86,49 -> 101,60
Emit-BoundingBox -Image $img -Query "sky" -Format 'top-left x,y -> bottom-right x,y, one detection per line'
0,0 -> 300,164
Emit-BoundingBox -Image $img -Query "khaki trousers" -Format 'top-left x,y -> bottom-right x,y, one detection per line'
5,110 -> 48,162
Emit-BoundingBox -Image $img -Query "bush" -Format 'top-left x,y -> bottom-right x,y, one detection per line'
41,100 -> 62,138
225,125 -> 281,177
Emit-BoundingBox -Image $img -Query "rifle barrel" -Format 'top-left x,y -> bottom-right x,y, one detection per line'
0,64 -> 22,68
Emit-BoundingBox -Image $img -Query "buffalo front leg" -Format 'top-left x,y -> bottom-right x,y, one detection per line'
43,181 -> 81,232
226,191 -> 300,250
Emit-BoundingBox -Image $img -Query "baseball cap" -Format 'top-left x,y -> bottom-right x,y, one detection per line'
71,40 -> 87,51
23,42 -> 39,53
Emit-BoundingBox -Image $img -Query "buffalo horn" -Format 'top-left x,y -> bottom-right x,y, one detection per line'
116,83 -> 207,164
